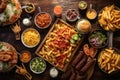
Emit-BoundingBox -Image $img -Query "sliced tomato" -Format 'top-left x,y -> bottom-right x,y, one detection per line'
83,44 -> 90,56
53,40 -> 59,44
64,34 -> 71,40
89,47 -> 98,58
56,54 -> 65,62
9,15 -> 18,23
56,29 -> 65,35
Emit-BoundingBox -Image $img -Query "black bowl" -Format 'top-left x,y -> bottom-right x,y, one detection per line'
98,47 -> 120,75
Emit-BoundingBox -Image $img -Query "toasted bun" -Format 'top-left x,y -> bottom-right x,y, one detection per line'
78,20 -> 91,32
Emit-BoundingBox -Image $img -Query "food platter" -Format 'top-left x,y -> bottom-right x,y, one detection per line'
0,0 -> 22,26
36,19 -> 83,71
0,42 -> 18,72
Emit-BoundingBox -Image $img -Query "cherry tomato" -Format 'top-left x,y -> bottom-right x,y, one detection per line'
89,47 -> 98,58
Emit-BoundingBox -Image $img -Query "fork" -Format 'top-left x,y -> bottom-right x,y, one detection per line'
11,20 -> 21,40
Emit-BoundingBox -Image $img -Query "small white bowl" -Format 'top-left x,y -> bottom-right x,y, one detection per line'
21,28 -> 40,48
49,67 -> 59,78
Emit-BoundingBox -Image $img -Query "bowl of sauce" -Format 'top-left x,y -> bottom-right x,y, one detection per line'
20,50 -> 31,63
86,9 -> 97,20
34,12 -> 52,29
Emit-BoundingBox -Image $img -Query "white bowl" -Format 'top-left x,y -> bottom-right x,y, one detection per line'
21,28 -> 40,48
30,57 -> 46,74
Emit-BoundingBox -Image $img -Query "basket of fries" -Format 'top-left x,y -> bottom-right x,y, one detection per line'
35,19 -> 83,71
98,5 -> 120,31
98,48 -> 120,74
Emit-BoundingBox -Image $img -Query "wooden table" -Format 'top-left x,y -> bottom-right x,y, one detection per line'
0,0 -> 120,80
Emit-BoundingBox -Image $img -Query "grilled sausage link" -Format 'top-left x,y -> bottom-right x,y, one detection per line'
72,51 -> 84,67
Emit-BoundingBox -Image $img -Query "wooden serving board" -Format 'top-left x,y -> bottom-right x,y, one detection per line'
35,19 -> 83,71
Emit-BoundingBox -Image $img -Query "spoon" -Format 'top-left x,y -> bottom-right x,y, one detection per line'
108,31 -> 113,48
38,7 -> 41,13
90,4 -> 92,10
22,5 -> 29,9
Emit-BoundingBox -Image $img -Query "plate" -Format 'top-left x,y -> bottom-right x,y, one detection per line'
0,42 -> 18,72
36,19 -> 83,71
0,0 -> 22,26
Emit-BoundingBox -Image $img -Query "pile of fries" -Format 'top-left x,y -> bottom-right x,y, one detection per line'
98,5 -> 120,31
38,21 -> 80,71
98,48 -> 120,74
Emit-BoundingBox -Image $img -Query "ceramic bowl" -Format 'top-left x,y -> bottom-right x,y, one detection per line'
21,28 -> 40,48
65,9 -> 79,22
34,12 -> 52,29
30,57 -> 46,74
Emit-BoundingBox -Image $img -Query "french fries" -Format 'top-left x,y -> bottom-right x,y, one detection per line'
98,5 -> 120,31
98,48 -> 120,74
38,20 -> 80,71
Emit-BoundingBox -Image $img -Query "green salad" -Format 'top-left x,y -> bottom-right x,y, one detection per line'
89,31 -> 107,48
30,57 -> 46,74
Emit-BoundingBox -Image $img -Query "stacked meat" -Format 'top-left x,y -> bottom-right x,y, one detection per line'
0,51 -> 17,67
62,51 -> 96,80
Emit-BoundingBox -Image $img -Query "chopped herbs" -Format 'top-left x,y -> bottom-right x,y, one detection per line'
14,10 -> 18,14
11,2 -> 15,7
6,0 -> 11,3
0,45 -> 3,49
3,63 -> 9,70
4,14 -> 9,20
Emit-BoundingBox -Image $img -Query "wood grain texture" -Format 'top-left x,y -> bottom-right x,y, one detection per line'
0,0 -> 120,80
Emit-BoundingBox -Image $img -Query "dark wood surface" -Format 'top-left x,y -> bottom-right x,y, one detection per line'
0,0 -> 120,80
